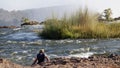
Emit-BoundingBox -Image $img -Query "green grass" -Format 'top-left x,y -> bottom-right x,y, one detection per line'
39,8 -> 120,39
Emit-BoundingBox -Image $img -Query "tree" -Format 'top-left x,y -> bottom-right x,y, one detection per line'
104,8 -> 112,21
21,17 -> 30,23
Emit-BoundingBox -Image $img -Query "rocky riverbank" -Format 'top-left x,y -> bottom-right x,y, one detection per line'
0,54 -> 120,68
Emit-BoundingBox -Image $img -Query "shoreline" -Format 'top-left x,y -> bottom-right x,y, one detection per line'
0,54 -> 120,68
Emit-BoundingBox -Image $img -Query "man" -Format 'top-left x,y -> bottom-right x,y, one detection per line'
31,49 -> 50,66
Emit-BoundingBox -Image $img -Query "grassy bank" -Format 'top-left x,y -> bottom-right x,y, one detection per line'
39,9 -> 120,39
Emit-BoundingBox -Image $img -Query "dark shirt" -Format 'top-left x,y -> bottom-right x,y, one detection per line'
37,53 -> 45,64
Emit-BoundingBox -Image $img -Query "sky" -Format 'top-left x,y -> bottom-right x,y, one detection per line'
0,0 -> 120,17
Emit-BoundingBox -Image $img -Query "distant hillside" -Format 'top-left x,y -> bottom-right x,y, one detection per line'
0,5 -> 80,26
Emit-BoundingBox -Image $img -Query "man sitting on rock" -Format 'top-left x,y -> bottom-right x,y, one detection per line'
31,49 -> 50,66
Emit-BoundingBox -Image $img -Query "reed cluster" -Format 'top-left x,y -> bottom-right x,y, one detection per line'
39,8 -> 120,39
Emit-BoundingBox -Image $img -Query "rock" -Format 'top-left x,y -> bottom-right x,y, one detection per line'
0,59 -> 23,68
21,21 -> 39,26
0,54 -> 120,68
0,26 -> 19,28
108,53 -> 117,58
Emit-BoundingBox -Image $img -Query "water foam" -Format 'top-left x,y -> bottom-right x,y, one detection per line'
68,52 -> 95,58
4,32 -> 39,41
49,54 -> 58,58
13,28 -> 21,31
27,41 -> 42,45
22,51 -> 28,54
6,40 -> 17,44
0,32 -> 6,35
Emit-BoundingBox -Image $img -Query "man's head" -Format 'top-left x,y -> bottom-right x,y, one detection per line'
39,49 -> 44,53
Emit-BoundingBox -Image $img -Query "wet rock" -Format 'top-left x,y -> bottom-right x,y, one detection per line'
108,53 -> 117,58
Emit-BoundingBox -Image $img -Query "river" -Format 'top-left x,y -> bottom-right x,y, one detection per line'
0,28 -> 120,66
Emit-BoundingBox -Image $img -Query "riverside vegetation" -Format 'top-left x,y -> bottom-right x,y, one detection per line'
39,8 -> 120,39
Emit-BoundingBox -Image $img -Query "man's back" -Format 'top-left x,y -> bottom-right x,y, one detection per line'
37,53 -> 45,64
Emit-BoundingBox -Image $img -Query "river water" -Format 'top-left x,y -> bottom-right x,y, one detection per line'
0,28 -> 120,66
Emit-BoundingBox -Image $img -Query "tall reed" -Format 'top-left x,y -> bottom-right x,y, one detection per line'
39,8 -> 120,39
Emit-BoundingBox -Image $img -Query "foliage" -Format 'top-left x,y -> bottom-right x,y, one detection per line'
104,8 -> 113,21
39,8 -> 120,39
21,17 -> 30,23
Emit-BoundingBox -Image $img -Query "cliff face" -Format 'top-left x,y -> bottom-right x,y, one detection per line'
0,54 -> 120,68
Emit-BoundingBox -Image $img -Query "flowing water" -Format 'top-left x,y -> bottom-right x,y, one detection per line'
0,28 -> 120,66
